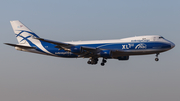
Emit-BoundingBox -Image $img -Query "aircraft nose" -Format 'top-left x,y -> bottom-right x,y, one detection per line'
171,42 -> 175,48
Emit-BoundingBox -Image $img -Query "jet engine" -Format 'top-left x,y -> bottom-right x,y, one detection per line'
71,46 -> 83,53
99,50 -> 112,57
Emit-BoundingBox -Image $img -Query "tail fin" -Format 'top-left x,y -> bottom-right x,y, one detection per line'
10,20 -> 39,44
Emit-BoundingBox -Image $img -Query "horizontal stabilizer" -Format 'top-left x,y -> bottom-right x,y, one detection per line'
4,43 -> 36,49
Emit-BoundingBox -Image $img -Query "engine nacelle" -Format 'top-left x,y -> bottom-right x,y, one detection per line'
117,56 -> 129,60
71,46 -> 83,53
99,50 -> 112,57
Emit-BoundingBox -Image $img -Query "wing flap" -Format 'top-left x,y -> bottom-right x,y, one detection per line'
81,46 -> 97,51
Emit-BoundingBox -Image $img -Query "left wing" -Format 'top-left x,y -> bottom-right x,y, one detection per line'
37,38 -> 125,57
37,38 -> 98,52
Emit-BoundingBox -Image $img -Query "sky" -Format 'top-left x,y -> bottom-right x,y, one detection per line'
0,0 -> 180,101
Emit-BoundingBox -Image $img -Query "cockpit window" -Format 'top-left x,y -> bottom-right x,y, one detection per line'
159,36 -> 164,39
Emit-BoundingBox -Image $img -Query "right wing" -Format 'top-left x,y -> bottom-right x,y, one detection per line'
37,38 -> 98,52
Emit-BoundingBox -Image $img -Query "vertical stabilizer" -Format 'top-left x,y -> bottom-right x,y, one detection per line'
10,20 -> 39,44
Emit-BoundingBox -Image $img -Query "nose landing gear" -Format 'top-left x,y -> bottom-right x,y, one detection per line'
155,53 -> 159,61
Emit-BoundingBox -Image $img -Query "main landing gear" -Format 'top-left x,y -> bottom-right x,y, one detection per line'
87,58 -> 107,66
101,58 -> 107,66
87,58 -> 98,65
155,53 -> 159,61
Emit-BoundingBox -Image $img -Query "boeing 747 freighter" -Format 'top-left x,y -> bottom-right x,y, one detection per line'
5,20 -> 175,66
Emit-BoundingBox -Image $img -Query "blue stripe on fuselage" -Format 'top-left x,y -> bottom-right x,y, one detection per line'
38,41 -> 171,57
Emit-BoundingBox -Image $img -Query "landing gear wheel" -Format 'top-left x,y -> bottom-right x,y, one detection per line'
101,63 -> 105,66
87,61 -> 91,64
155,58 -> 159,61
87,57 -> 99,65
100,58 -> 107,66
155,53 -> 160,62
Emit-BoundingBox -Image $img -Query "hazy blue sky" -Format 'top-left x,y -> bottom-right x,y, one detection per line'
0,0 -> 180,101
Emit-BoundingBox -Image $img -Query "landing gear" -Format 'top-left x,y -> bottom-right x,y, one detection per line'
101,58 -> 107,66
101,63 -> 105,66
87,61 -> 91,64
87,58 -> 98,65
155,53 -> 159,61
87,58 -> 107,66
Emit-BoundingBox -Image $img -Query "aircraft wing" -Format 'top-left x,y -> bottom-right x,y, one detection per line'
37,38 -> 98,51
37,38 -> 72,46
4,43 -> 36,49
37,38 -> 126,57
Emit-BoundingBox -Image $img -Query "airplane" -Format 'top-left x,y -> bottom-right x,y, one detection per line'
5,20 -> 175,66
